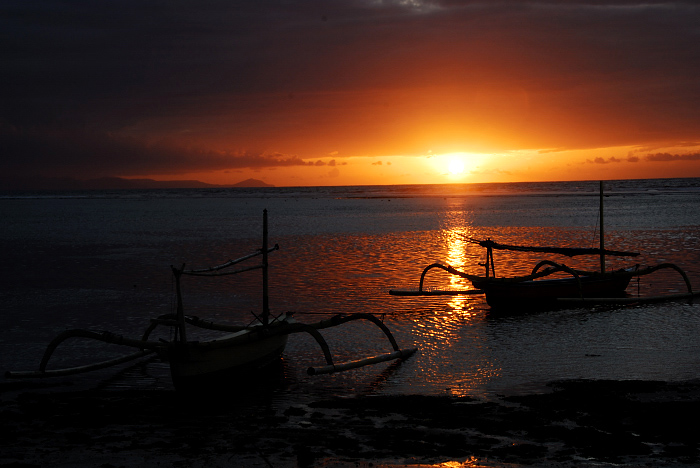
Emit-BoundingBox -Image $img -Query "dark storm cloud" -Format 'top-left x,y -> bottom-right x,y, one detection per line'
2,0 -> 699,181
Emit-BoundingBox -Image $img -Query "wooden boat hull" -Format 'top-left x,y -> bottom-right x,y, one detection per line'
471,270 -> 634,310
168,329 -> 288,390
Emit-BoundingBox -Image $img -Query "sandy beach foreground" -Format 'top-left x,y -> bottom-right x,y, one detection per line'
2,378 -> 700,468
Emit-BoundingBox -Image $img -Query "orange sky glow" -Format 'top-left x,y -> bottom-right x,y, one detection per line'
147,145 -> 700,188
2,1 -> 700,189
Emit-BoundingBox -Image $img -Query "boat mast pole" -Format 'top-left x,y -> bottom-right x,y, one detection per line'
262,209 -> 270,327
600,181 -> 605,273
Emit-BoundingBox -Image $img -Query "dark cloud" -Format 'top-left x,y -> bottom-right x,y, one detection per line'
586,153 -> 700,164
0,125 -> 316,178
2,0 -> 699,182
587,156 -> 623,164
645,152 -> 700,162
586,152 -> 700,164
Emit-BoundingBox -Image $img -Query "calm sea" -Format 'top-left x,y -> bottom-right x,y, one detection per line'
1,178 -> 699,401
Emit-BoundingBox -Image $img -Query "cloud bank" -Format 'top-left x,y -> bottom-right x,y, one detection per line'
2,0 -> 699,183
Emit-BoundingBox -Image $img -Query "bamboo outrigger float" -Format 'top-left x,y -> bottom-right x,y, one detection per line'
391,182 -> 697,310
7,210 -> 417,389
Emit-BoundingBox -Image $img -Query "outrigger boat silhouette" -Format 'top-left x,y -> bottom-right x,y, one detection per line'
391,182 -> 697,311
7,210 -> 416,389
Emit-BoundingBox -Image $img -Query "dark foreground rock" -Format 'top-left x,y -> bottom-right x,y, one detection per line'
2,379 -> 700,467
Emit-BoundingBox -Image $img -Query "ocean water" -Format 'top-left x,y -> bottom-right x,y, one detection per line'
1,178 -> 699,401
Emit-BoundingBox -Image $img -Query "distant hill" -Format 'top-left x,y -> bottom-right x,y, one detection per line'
231,178 -> 275,187
0,176 -> 274,191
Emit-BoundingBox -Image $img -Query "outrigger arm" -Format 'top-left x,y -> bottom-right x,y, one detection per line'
278,313 -> 417,375
6,313 -> 417,379
5,329 -> 161,378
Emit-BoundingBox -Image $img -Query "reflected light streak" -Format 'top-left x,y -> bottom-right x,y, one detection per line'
380,455 -> 493,467
406,211 -> 501,399
444,225 -> 475,314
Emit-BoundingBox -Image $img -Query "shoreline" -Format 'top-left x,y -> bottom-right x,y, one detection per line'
2,378 -> 700,467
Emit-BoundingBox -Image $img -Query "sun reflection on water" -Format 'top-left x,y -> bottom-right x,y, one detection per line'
378,455 -> 499,467
401,209 -> 503,399
444,228 -> 473,313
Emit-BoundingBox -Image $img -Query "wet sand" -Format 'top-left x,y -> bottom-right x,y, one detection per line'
2,378 -> 700,467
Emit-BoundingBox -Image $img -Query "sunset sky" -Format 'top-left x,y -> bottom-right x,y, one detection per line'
2,0 -> 700,188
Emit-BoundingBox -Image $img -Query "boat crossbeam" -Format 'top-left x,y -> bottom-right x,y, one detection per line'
419,263 -> 460,291
631,263 -> 694,295
5,349 -> 155,379
308,348 -> 417,376
5,328 -> 161,379
278,313 -> 417,375
38,329 -> 162,372
389,262 -> 484,296
558,262 -> 697,305
531,260 -> 581,279
309,313 -> 401,350
146,313 -> 252,337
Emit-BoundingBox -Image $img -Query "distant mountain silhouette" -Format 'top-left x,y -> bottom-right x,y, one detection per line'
1,176 -> 274,191
231,178 -> 275,187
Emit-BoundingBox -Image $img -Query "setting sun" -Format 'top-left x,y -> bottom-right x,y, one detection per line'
448,157 -> 465,175
434,152 -> 487,181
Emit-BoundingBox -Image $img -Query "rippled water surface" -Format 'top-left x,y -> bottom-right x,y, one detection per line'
1,179 -> 699,403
